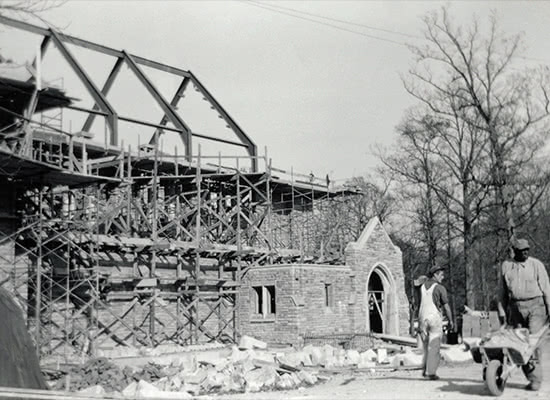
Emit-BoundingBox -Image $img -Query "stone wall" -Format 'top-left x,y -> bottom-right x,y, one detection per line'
238,217 -> 409,344
294,265 -> 354,337
238,264 -> 354,346
238,266 -> 299,345
345,218 -> 409,335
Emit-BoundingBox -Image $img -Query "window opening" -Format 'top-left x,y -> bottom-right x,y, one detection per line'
324,283 -> 334,308
252,285 -> 276,317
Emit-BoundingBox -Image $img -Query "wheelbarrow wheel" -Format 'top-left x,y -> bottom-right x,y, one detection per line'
485,359 -> 506,396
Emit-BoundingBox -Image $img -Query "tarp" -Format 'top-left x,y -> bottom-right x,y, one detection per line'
0,288 -> 47,390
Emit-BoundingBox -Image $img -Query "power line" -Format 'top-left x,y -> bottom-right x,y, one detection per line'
241,1 -> 550,65
240,1 -> 409,47
250,0 -> 422,40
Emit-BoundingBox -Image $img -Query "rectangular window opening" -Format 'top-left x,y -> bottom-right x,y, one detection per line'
325,283 -> 334,308
252,285 -> 276,317
252,286 -> 263,314
266,285 -> 276,315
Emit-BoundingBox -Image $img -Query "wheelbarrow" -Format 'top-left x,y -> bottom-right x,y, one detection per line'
469,324 -> 549,396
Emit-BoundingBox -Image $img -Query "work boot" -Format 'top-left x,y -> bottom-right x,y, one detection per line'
426,375 -> 440,381
525,382 -> 541,391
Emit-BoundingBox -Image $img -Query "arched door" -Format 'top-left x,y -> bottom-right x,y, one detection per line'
367,270 -> 385,333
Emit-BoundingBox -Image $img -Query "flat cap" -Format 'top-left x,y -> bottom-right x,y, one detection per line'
512,238 -> 530,250
429,265 -> 445,275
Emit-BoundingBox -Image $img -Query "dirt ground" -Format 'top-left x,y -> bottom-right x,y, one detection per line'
207,341 -> 550,400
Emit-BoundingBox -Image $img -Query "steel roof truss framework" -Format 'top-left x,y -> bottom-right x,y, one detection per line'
0,15 -> 258,167
122,51 -> 192,157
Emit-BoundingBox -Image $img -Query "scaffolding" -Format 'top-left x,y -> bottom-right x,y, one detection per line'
0,139 -> 355,363
0,16 -> 359,364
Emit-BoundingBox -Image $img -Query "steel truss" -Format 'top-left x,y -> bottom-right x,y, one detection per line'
0,16 -> 358,363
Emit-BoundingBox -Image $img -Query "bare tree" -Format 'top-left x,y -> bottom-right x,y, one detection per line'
379,114 -> 446,270
395,7 -> 550,307
406,7 -> 550,236
395,108 -> 494,307
1,1 -> 66,63
315,174 -> 396,259
345,175 -> 395,226
0,1 -> 62,17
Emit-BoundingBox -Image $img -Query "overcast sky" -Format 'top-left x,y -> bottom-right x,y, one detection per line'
1,1 -> 549,182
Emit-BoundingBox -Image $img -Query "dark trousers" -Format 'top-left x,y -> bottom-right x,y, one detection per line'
508,297 -> 548,385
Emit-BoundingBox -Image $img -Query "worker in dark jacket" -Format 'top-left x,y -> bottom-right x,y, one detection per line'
419,265 -> 453,380
498,238 -> 550,391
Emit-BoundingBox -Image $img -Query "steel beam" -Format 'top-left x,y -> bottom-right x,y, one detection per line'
149,77 -> 248,149
151,76 -> 190,142
0,15 -> 191,77
82,57 -> 123,132
191,131 -> 249,148
26,36 -> 51,83
189,72 -> 258,171
0,15 -> 258,160
49,29 -> 119,145
122,51 -> 192,159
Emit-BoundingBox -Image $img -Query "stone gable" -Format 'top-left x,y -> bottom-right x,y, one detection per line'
238,217 -> 408,345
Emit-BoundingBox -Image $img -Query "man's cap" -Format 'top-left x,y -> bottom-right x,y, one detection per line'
429,265 -> 445,275
413,275 -> 428,287
512,238 -> 530,250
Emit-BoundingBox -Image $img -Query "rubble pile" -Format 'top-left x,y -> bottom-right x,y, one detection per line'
48,336 -> 471,397
50,341 -> 327,396
52,358 -> 167,392
148,348 -> 322,395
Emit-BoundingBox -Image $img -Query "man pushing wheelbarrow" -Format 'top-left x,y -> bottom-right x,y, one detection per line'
485,238 -> 550,394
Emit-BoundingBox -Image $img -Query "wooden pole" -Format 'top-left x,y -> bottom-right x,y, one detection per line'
150,129 -> 159,343
194,145 -> 202,343
35,188 -> 43,352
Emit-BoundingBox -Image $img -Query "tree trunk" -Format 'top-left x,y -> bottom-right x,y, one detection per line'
489,127 -> 515,243
425,183 -> 437,268
446,207 -> 456,323
463,191 -> 476,307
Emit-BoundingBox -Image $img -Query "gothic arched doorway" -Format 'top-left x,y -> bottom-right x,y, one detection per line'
367,270 -> 385,333
366,264 -> 398,334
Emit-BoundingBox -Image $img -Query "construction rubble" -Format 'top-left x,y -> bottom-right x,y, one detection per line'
45,336 -> 473,398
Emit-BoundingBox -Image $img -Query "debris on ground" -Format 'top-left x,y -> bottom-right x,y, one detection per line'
52,357 -> 152,392
47,336 -> 472,397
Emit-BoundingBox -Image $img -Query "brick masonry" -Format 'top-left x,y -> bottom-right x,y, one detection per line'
238,217 -> 409,345
344,217 -> 409,336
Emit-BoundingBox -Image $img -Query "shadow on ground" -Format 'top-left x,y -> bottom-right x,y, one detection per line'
375,375 -> 526,397
437,380 -> 525,397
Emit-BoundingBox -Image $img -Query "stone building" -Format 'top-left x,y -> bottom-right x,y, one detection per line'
238,217 -> 408,345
